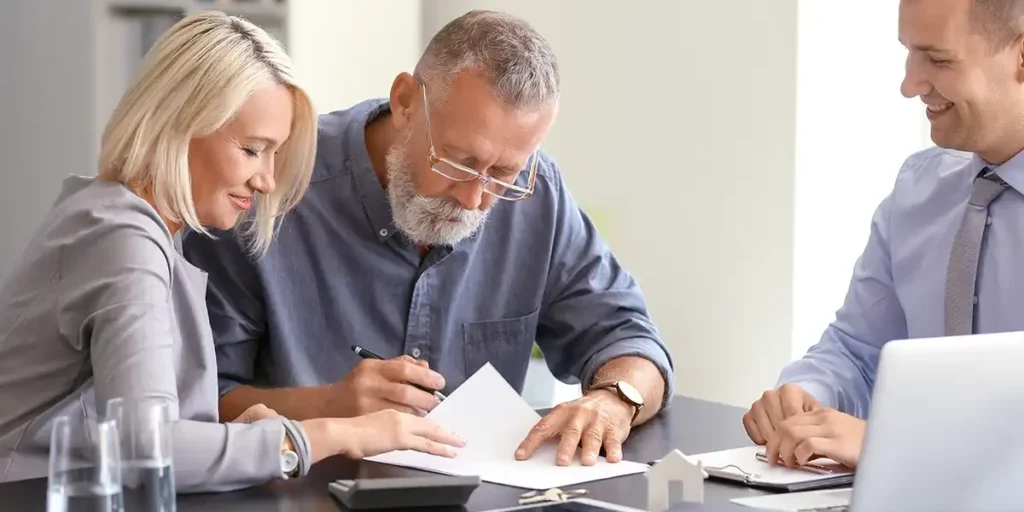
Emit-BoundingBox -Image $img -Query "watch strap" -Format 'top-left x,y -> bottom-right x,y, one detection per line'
281,418 -> 311,478
591,381 -> 643,424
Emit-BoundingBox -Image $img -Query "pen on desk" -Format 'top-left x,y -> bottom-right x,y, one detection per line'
351,345 -> 448,401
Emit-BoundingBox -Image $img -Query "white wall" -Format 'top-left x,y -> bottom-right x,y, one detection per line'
790,2 -> 933,359
0,1 -> 99,277
0,1 -> 938,409
289,0 -> 422,113
424,0 -> 800,408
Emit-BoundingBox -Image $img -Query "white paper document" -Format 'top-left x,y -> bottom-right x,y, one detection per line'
731,488 -> 852,511
365,363 -> 649,489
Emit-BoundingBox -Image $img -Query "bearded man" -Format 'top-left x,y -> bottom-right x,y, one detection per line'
182,9 -> 673,467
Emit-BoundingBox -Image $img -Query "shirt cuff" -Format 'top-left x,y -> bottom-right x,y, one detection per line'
579,337 -> 675,411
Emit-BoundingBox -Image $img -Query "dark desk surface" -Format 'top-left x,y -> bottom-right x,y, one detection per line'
0,396 -> 768,511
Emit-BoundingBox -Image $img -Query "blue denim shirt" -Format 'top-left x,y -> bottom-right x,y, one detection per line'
779,147 -> 1024,418
182,99 -> 674,405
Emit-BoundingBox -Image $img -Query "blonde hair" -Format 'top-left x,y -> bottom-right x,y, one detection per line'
98,10 -> 317,255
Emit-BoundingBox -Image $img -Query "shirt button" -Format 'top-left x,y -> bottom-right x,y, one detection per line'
411,348 -> 421,358
379,228 -> 388,237
973,296 -> 979,305
986,216 -> 993,226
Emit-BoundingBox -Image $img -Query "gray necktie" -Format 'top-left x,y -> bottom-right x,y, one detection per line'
944,170 -> 1009,336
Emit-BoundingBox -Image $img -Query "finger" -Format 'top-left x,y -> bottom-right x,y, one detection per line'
777,425 -> 814,468
775,409 -> 828,428
794,436 -> 835,466
602,428 -> 625,463
405,435 -> 459,458
516,411 -> 563,460
751,400 -> 776,442
762,391 -> 786,429
380,382 -> 439,413
398,355 -> 429,368
778,384 -> 806,418
580,424 -> 604,466
556,419 -> 585,466
379,359 -> 445,391
240,404 -> 277,422
780,425 -> 829,465
407,417 -> 466,448
764,428 -> 782,466
380,399 -> 427,417
743,411 -> 766,445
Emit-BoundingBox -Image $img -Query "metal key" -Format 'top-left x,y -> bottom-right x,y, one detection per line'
518,488 -> 588,505
518,488 -> 567,504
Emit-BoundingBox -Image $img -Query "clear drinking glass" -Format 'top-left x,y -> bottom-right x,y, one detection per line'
46,414 -> 124,512
106,397 -> 176,512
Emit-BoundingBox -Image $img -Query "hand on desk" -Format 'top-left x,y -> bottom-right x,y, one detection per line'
764,408 -> 865,469
328,355 -> 445,417
514,388 -> 634,467
743,384 -> 863,469
743,383 -> 821,444
316,409 -> 466,460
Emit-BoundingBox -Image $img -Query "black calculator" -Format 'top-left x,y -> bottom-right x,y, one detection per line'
328,475 -> 480,510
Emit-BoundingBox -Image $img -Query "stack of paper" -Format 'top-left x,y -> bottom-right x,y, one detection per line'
365,363 -> 650,489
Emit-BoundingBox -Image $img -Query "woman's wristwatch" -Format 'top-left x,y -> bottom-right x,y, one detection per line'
281,443 -> 299,478
280,419 -> 311,479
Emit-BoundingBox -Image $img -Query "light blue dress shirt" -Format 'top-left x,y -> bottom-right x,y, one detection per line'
779,147 -> 1024,418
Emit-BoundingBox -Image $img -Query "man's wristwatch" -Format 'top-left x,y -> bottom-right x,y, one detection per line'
589,380 -> 644,424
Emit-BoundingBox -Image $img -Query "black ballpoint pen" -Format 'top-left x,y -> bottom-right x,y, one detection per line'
351,345 -> 448,401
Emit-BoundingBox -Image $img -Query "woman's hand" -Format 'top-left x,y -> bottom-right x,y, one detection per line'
231,403 -> 280,423
300,409 -> 465,463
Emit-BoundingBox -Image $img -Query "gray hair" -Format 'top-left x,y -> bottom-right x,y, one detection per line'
415,10 -> 560,110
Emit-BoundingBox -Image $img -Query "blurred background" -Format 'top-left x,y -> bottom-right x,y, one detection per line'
0,0 -> 932,409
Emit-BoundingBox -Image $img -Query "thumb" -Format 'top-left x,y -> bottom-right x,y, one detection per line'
399,354 -> 429,368
234,404 -> 278,423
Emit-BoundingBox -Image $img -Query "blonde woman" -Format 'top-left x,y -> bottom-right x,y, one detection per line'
0,11 -> 462,492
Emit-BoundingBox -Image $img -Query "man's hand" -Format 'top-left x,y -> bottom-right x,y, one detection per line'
743,383 -> 821,445
514,389 -> 634,466
764,408 -> 865,469
327,355 -> 446,417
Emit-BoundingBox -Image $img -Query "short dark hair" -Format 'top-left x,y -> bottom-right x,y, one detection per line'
971,0 -> 1024,48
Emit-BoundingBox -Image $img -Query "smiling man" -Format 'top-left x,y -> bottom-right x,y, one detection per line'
742,0 -> 1024,469
182,10 -> 673,466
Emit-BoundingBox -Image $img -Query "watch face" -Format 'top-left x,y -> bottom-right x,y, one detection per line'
282,450 -> 299,472
618,381 -> 643,406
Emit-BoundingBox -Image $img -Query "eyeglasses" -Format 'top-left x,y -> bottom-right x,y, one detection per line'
418,80 -> 539,201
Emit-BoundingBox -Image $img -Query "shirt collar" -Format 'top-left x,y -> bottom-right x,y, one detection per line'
346,99 -> 399,243
973,150 -> 1024,194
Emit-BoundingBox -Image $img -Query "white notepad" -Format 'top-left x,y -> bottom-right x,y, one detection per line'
365,363 -> 649,489
690,446 -> 854,492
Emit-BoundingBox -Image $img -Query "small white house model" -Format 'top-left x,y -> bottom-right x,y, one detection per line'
645,449 -> 708,512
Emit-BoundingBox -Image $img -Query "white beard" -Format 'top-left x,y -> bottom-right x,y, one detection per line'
384,132 -> 490,246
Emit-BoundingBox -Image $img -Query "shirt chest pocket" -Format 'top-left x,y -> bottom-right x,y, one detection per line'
462,308 -> 541,393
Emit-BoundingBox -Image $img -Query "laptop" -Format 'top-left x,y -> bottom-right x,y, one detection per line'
844,331 -> 1024,511
775,331 -> 1024,512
